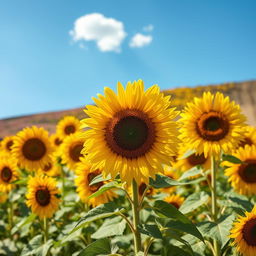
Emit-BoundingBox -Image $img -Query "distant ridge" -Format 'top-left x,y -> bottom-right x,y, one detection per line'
0,80 -> 255,137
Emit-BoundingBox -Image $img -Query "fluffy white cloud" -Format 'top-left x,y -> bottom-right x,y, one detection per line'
70,13 -> 127,52
129,33 -> 153,48
143,24 -> 154,32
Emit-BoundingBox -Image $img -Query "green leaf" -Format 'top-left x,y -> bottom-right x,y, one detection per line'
71,202 -> 124,234
198,215 -> 235,248
78,238 -> 111,256
150,174 -> 204,189
91,217 -> 126,239
139,224 -> 162,239
89,173 -> 111,186
222,154 -> 243,164
11,178 -> 28,185
179,149 -> 196,160
179,191 -> 209,214
88,181 -> 121,199
153,200 -> 204,242
11,213 -> 37,235
178,167 -> 202,181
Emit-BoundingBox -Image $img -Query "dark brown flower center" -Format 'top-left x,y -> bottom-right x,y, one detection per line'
196,111 -> 229,141
242,218 -> 256,246
138,182 -> 153,196
43,163 -> 52,172
238,160 -> 256,183
6,140 -> 13,151
87,171 -> 103,192
54,138 -> 62,146
1,167 -> 12,182
35,187 -> 51,206
64,125 -> 76,135
187,153 -> 207,166
69,143 -> 83,162
238,138 -> 253,149
22,138 -> 46,161
105,109 -> 156,158
169,202 -> 180,209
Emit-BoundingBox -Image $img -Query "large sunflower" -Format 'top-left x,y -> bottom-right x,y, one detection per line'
1,136 -> 15,155
12,126 -> 53,171
179,92 -> 246,158
26,176 -> 60,219
230,206 -> 256,256
56,116 -> 80,139
224,145 -> 256,195
0,158 -> 19,192
75,158 -> 116,207
81,80 -> 179,185
60,133 -> 85,171
236,126 -> 256,150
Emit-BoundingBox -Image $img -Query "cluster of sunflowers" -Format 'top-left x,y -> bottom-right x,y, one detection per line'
1,80 -> 256,256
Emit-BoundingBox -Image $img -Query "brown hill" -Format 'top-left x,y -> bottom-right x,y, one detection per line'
0,80 -> 255,138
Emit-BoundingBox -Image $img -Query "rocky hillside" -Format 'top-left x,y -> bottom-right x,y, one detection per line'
0,80 -> 255,138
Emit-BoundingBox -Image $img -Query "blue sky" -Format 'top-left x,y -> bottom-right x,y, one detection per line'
1,0 -> 256,119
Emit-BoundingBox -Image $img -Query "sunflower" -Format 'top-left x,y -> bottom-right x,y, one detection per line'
75,158 -> 116,207
38,158 -> 61,177
81,80 -> 179,185
179,92 -> 246,158
236,126 -> 256,150
1,136 -> 15,155
0,158 -> 19,192
0,192 -> 7,203
50,133 -> 63,149
164,194 -> 185,209
26,176 -> 60,219
56,116 -> 80,139
230,206 -> 256,256
12,126 -> 53,171
60,133 -> 85,171
224,145 -> 256,195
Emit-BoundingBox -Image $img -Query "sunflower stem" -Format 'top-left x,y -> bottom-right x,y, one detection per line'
61,166 -> 65,206
8,199 -> 14,237
211,156 -> 220,256
131,179 -> 142,254
43,217 -> 48,243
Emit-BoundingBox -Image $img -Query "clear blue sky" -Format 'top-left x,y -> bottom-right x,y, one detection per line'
1,0 -> 256,119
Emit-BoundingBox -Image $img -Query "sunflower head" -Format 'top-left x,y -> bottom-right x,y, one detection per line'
75,158 -> 116,207
0,157 -> 19,193
230,206 -> 256,256
1,136 -> 15,155
179,92 -> 246,158
164,194 -> 185,209
50,133 -> 63,148
56,116 -> 80,139
26,175 -> 60,219
236,126 -> 256,150
81,80 -> 179,185
11,126 -> 54,171
38,157 -> 61,177
224,145 -> 256,195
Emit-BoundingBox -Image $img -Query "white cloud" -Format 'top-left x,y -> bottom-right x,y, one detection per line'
129,33 -> 153,48
143,24 -> 154,32
70,13 -> 127,52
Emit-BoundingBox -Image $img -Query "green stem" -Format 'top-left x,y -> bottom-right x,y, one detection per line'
211,156 -> 220,256
61,166 -> 65,206
43,217 -> 48,243
8,200 -> 13,237
132,179 -> 142,254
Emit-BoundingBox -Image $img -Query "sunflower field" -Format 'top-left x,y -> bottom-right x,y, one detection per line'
1,80 -> 256,256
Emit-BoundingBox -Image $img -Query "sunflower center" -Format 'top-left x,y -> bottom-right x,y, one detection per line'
69,143 -> 83,162
22,138 -> 46,161
242,218 -> 256,246
6,140 -> 13,151
169,202 -> 180,209
187,153 -> 207,166
239,138 -> 253,148
43,163 -> 52,172
54,138 -> 62,146
1,167 -> 12,182
64,125 -> 76,135
105,109 -> 156,158
87,171 -> 103,192
238,160 -> 256,183
35,188 -> 51,206
196,111 -> 229,141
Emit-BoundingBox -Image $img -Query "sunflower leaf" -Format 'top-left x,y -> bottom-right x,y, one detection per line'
178,166 -> 202,181
153,200 -> 204,242
222,154 -> 243,164
139,224 -> 163,239
179,149 -> 196,160
89,173 -> 112,186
